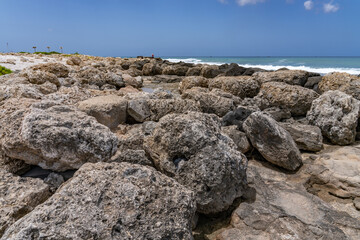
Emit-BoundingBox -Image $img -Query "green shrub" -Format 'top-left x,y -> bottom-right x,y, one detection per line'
34,51 -> 61,55
0,65 -> 12,76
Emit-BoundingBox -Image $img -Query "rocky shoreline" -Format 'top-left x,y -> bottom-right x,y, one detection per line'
0,53 -> 359,239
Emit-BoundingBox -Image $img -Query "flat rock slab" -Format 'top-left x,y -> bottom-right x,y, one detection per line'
1,162 -> 196,240
216,160 -> 360,240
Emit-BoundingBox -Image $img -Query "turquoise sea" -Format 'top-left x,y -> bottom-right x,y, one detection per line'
164,57 -> 360,75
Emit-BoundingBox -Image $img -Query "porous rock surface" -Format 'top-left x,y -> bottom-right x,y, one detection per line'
258,81 -> 319,116
1,100 -> 118,171
0,169 -> 51,237
208,76 -> 260,98
307,90 -> 360,145
319,72 -> 360,99
1,162 -> 196,240
144,112 -> 248,214
253,70 -> 311,86
77,95 -> 128,129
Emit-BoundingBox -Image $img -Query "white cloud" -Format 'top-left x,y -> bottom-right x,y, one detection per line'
324,2 -> 339,13
236,0 -> 266,6
218,0 -> 228,3
304,1 -> 314,10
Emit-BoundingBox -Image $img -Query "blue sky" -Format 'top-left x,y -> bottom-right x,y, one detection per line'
1,0 -> 359,56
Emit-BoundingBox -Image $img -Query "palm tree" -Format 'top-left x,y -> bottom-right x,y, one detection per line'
32,46 -> 37,53
47,46 -> 50,52
60,46 -> 63,54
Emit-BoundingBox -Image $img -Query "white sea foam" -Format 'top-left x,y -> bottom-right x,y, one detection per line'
165,58 -> 360,75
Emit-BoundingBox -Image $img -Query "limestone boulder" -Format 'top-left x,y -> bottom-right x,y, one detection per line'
66,56 -> 82,66
179,76 -> 209,93
1,101 -> 118,171
182,87 -> 235,117
208,76 -> 260,98
30,63 -> 69,78
319,72 -> 360,100
1,162 -> 196,240
144,112 -> 248,214
243,112 -> 302,170
186,67 -> 202,76
307,90 -> 360,145
258,82 -> 319,116
253,70 -> 310,86
162,65 -> 189,76
142,62 -> 162,76
78,95 -> 128,129
201,65 -> 221,78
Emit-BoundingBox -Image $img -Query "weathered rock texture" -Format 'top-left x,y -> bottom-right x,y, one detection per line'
221,126 -> 251,154
208,76 -> 260,98
280,122 -> 323,152
144,112 -> 248,214
78,95 -> 128,129
243,112 -> 302,170
307,90 -> 360,145
1,162 -> 196,240
1,101 -> 118,171
253,70 -> 310,86
0,170 -> 51,237
182,88 -> 235,117
319,72 -> 360,100
216,160 -> 360,240
258,82 -> 319,116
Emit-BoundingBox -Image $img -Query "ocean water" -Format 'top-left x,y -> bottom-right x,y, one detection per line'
165,57 -> 360,75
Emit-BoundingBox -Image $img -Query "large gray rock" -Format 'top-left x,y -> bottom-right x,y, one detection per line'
307,90 -> 360,145
128,97 -> 200,122
253,70 -> 310,86
200,65 -> 221,78
162,64 -> 189,76
319,72 -> 360,100
216,160 -> 360,240
1,162 -> 196,240
243,112 -> 302,170
0,170 -> 51,237
179,76 -> 209,93
144,112 -> 248,214
1,101 -> 118,171
280,122 -> 323,152
258,82 -> 319,116
77,95 -> 128,129
142,62 -> 162,76
208,76 -> 260,98
182,87 -> 235,117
